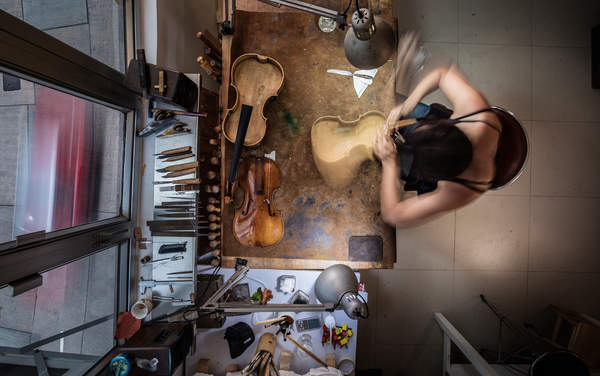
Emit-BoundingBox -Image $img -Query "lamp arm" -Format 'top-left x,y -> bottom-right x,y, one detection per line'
257,0 -> 347,27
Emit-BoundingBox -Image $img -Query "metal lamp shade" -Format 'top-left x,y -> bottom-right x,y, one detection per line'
344,10 -> 396,69
315,264 -> 367,319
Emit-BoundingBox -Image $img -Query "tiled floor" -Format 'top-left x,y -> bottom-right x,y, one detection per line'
358,0 -> 600,374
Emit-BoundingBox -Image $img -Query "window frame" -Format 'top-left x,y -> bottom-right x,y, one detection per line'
0,1 -> 141,287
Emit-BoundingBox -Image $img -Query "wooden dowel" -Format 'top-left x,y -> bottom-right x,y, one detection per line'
284,334 -> 328,367
196,30 -> 222,56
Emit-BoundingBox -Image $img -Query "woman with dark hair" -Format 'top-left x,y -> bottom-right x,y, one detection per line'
373,64 -> 501,227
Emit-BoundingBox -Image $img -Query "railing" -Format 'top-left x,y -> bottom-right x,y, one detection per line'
434,312 -> 499,376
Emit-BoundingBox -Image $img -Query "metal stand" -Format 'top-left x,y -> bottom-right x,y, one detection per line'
479,294 -> 538,368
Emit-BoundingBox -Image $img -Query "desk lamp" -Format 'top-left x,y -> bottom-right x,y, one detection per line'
258,0 -> 396,69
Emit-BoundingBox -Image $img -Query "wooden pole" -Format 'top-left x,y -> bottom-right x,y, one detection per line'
284,334 -> 328,367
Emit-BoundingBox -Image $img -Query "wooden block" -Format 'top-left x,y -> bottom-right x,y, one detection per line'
225,364 -> 238,372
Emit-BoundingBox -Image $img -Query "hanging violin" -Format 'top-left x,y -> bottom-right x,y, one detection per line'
233,156 -> 284,247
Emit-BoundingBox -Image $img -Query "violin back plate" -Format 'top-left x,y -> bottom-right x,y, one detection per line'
223,53 -> 285,146
311,110 -> 386,187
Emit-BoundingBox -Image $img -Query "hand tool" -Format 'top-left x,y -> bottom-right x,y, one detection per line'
167,270 -> 194,275
158,122 -> 191,138
156,161 -> 199,173
159,200 -> 197,205
164,196 -> 196,200
151,108 -> 208,118
155,213 -> 204,219
139,278 -> 193,294
152,295 -> 193,304
157,150 -> 193,159
162,168 -> 197,178
163,153 -> 194,162
158,242 -> 187,254
144,255 -> 184,264
154,146 -> 191,156
154,205 -> 196,209
138,117 -> 181,137
159,184 -> 201,192
154,178 -> 201,185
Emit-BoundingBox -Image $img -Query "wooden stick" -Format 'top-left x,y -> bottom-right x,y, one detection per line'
196,30 -> 222,56
284,334 -> 328,367
255,317 -> 287,326
197,56 -> 221,76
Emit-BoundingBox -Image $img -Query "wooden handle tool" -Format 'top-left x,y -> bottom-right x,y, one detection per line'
166,153 -> 195,162
196,31 -> 222,56
172,178 -> 201,185
154,146 -> 191,156
163,168 -> 197,178
159,161 -> 199,172
284,334 -> 328,367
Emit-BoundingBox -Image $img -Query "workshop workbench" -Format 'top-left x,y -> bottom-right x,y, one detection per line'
219,4 -> 398,269
190,267 -> 364,375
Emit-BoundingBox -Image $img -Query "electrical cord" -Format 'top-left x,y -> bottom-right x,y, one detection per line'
333,290 -> 370,319
355,0 -> 362,18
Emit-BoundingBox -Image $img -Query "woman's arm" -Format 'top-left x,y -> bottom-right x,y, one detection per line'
396,65 -> 489,119
374,125 -> 479,227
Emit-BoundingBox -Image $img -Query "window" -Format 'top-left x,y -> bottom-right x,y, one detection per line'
0,246 -> 124,374
0,1 -> 138,372
0,74 -> 126,244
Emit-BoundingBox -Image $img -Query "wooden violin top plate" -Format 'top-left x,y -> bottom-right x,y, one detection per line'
311,110 -> 386,188
222,53 -> 285,146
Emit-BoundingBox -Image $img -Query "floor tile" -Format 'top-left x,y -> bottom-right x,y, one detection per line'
0,74 -> 35,105
527,272 -> 600,334
0,206 -> 14,243
88,0 -> 125,72
488,121 -> 532,196
0,0 -> 23,19
532,122 -> 600,197
22,0 -> 87,30
375,344 -> 442,376
533,0 -> 600,47
458,0 -> 532,45
393,0 -> 458,43
530,197 -> 600,272
417,42 -> 458,108
459,44 -> 532,121
46,23 -> 91,55
449,271 -> 528,351
357,270 -> 378,368
533,47 -> 600,122
376,270 -> 452,345
455,195 -> 530,271
395,212 -> 455,270
0,105 -> 27,206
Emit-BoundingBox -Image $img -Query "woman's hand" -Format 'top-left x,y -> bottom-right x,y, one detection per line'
373,126 -> 396,166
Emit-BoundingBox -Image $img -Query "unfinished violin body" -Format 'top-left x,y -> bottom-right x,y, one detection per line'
222,53 -> 284,146
311,111 -> 416,187
311,111 -> 386,187
233,157 -> 284,247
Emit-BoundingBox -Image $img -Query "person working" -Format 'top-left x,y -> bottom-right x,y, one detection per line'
373,64 -> 501,227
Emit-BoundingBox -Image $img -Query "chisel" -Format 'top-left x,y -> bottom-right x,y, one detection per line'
164,153 -> 195,162
154,146 -> 191,156
160,184 -> 201,192
163,168 -> 197,178
156,213 -> 206,218
157,150 -> 193,159
148,220 -> 209,227
154,205 -> 197,209
154,178 -> 201,185
157,161 -> 199,173
158,201 -> 197,205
